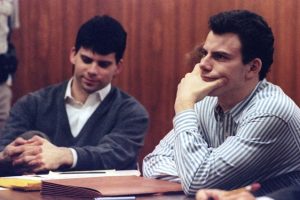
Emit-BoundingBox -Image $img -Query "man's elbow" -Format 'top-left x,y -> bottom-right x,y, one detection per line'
182,183 -> 198,196
180,176 -> 202,196
142,162 -> 154,178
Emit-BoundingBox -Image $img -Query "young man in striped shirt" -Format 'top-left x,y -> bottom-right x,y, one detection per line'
143,10 -> 300,197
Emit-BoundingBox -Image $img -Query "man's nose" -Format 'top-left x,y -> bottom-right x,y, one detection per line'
87,63 -> 98,74
199,55 -> 213,72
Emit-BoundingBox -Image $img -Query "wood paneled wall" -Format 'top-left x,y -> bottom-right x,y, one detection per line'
11,0 -> 300,163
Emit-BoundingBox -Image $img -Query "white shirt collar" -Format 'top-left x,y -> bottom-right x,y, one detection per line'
64,79 -> 111,104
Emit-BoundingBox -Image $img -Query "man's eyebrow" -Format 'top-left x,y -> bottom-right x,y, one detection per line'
201,46 -> 233,57
98,60 -> 112,64
97,60 -> 113,68
212,51 -> 232,56
80,53 -> 92,58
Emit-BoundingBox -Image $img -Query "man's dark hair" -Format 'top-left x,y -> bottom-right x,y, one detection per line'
209,10 -> 274,80
74,15 -> 127,63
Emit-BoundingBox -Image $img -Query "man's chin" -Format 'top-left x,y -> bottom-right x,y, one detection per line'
83,86 -> 99,94
207,89 -> 222,97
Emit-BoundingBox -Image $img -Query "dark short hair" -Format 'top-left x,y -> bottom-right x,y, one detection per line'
74,15 -> 127,63
209,10 -> 274,80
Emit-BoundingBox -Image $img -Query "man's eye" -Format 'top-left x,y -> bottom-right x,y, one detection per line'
98,61 -> 112,68
199,48 -> 207,58
81,56 -> 93,64
213,53 -> 228,61
198,48 -> 208,62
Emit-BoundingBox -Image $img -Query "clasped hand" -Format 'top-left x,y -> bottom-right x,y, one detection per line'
0,136 -> 69,174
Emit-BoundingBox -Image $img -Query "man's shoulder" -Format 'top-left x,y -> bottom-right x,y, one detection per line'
107,86 -> 148,114
32,81 -> 67,95
110,87 -> 143,105
17,81 -> 67,104
246,81 -> 297,119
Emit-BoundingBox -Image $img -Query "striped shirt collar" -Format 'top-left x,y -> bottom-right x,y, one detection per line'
64,79 -> 111,105
214,80 -> 266,122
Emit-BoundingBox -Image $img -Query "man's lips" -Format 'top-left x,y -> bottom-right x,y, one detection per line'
201,76 -> 218,82
83,77 -> 97,85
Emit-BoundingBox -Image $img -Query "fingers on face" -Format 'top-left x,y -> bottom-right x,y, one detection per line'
218,77 -> 228,86
192,63 -> 201,74
212,77 -> 227,89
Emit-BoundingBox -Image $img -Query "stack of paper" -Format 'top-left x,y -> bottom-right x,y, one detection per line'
44,169 -> 141,179
0,170 -> 140,191
41,176 -> 183,198
0,177 -> 41,191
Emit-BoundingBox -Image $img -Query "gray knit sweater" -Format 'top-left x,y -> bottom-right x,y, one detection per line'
0,81 -> 149,174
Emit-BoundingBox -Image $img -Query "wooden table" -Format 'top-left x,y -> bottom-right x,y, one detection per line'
0,190 -> 192,200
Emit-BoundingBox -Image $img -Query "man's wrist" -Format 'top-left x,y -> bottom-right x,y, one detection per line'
58,147 -> 74,168
174,100 -> 195,113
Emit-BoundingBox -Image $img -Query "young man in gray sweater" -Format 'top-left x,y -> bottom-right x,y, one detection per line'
0,15 -> 149,176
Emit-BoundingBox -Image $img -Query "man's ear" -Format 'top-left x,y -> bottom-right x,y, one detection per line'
69,47 -> 76,65
246,58 -> 262,79
114,59 -> 123,77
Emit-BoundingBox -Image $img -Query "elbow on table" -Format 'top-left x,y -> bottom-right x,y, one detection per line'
182,184 -> 198,196
181,176 -> 204,196
142,170 -> 152,178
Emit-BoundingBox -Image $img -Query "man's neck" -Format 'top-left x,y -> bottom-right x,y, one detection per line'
71,81 -> 89,104
218,80 -> 259,112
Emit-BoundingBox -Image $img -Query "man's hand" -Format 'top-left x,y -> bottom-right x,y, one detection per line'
11,136 -> 73,173
174,64 -> 227,113
196,189 -> 256,200
0,137 -> 29,162
0,137 -> 40,175
196,183 -> 260,200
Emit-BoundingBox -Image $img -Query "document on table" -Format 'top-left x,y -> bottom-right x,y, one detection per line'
42,169 -> 141,179
41,175 -> 183,198
0,176 -> 41,191
0,169 -> 141,191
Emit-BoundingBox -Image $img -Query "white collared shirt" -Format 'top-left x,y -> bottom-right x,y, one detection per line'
65,79 -> 111,137
64,79 -> 111,168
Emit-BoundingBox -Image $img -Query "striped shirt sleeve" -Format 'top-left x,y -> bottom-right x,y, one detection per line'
173,109 -> 289,195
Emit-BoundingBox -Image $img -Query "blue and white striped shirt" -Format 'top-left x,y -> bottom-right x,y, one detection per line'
143,80 -> 300,196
